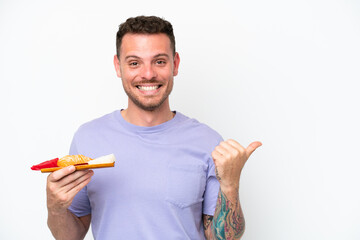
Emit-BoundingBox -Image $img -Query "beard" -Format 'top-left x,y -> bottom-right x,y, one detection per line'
122,80 -> 173,112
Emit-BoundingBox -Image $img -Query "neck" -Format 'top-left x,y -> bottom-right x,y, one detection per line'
121,100 -> 174,127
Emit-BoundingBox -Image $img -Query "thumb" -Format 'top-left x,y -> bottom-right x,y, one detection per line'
246,141 -> 262,157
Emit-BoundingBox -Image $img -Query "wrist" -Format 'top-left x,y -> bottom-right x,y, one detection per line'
47,205 -> 68,217
219,181 -> 239,193
220,185 -> 239,194
219,185 -> 239,202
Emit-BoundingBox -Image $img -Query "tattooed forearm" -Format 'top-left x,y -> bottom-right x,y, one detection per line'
211,189 -> 245,240
203,215 -> 214,230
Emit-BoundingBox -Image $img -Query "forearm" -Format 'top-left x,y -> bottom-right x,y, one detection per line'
47,209 -> 87,240
207,139 -> 261,239
210,187 -> 245,240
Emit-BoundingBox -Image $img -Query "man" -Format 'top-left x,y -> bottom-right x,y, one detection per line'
47,16 -> 261,240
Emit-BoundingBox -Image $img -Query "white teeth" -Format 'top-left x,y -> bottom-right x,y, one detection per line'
138,86 -> 159,91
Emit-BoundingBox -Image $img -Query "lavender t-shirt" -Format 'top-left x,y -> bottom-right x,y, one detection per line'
68,110 -> 222,240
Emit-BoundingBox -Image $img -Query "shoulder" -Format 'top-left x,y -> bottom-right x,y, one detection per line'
175,112 -> 223,148
73,110 -> 119,138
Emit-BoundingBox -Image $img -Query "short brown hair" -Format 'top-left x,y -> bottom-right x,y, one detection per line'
116,16 -> 176,58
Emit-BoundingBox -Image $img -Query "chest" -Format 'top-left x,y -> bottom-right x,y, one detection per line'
86,140 -> 209,209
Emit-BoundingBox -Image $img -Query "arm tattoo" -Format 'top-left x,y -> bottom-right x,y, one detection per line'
203,215 -> 213,230
215,168 -> 221,181
211,189 -> 245,239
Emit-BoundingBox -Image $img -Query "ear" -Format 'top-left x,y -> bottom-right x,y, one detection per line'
113,55 -> 122,78
173,52 -> 180,76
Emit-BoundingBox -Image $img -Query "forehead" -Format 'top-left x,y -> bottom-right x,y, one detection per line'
119,33 -> 172,58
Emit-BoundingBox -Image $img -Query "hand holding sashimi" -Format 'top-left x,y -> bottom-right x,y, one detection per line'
32,154 -> 116,214
47,166 -> 94,213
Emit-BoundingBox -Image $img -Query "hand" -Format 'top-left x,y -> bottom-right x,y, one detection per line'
46,166 -> 93,214
212,139 -> 262,192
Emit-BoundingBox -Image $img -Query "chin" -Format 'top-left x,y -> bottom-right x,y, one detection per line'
135,102 -> 165,111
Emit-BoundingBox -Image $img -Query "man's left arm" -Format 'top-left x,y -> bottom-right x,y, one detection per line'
204,139 -> 262,240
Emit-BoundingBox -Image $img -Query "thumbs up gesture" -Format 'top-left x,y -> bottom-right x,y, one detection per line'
212,139 -> 262,193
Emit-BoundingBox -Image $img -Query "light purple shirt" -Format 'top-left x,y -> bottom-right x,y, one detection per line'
68,110 -> 222,239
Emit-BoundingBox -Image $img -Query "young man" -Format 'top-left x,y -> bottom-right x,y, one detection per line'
46,16 -> 261,240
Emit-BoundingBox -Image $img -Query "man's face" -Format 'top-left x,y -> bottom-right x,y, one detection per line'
114,33 -> 180,112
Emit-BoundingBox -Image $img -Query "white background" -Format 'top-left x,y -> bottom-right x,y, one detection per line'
1,0 -> 359,239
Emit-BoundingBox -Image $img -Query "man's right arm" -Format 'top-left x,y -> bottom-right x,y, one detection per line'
46,165 -> 93,240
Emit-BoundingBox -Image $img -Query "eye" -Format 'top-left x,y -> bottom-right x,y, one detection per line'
156,60 -> 166,65
129,62 -> 138,66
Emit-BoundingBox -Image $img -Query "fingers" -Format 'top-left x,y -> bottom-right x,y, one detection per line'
66,172 -> 93,200
246,141 -> 262,157
61,170 -> 94,193
213,140 -> 241,159
211,148 -> 223,161
225,139 -> 262,158
48,166 -> 93,187
213,140 -> 244,161
212,139 -> 262,161
226,139 -> 243,149
47,169 -> 93,193
47,168 -> 94,210
48,165 -> 76,182
211,139 -> 262,191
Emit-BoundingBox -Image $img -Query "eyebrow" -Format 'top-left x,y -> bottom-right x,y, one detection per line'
124,55 -> 140,61
124,53 -> 170,61
154,53 -> 170,59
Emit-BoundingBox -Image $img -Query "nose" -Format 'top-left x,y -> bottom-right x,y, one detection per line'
140,63 -> 157,80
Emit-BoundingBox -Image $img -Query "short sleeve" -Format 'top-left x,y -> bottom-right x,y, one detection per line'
202,157 -> 220,216
68,186 -> 91,217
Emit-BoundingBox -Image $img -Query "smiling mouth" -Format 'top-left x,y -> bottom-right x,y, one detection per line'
136,85 -> 161,91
